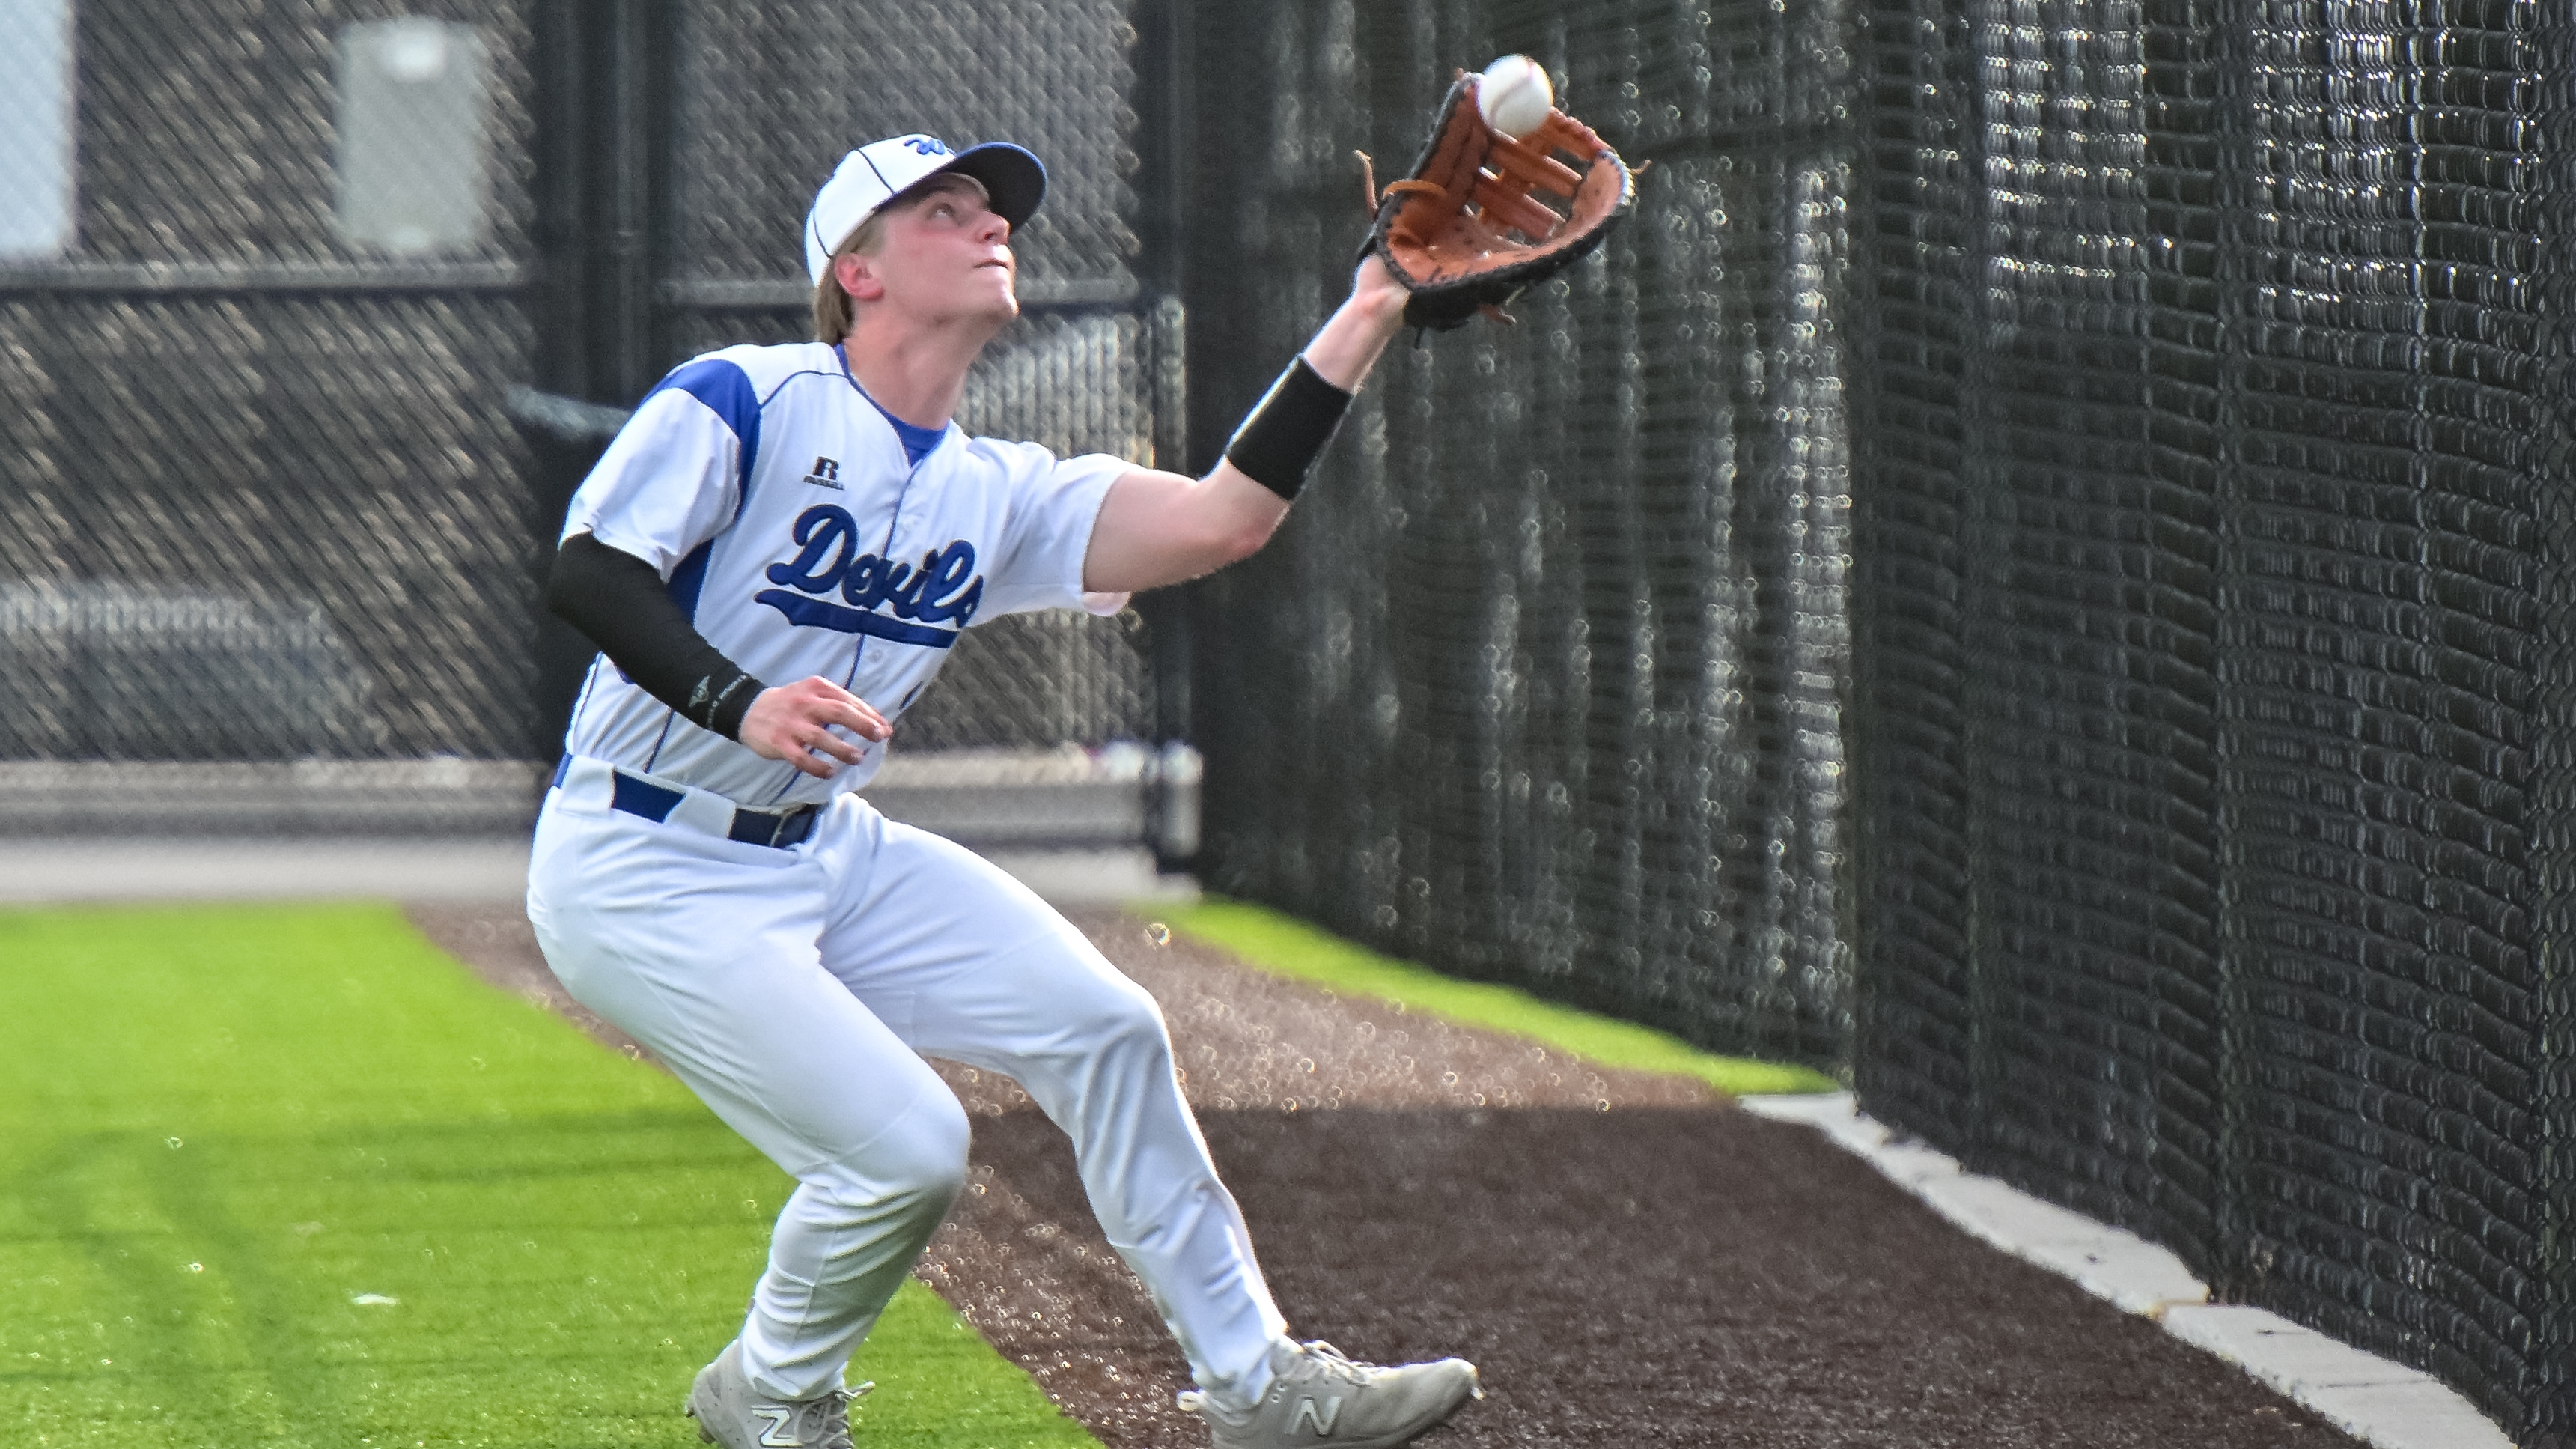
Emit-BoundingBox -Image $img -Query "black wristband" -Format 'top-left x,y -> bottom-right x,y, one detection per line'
1224,357 -> 1354,500
549,533 -> 771,743
691,666 -> 764,741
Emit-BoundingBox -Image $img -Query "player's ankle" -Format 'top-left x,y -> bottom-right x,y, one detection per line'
1189,1338 -> 1290,1418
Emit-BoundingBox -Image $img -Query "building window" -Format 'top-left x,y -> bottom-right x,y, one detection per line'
0,0 -> 76,261
335,17 -> 492,256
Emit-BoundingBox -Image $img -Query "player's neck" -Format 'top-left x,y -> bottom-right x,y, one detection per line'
838,312 -> 1001,431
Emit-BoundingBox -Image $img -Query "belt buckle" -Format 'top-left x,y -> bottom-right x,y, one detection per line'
728,802 -> 812,850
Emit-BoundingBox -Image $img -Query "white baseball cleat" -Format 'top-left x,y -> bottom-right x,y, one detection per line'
1178,1339 -> 1482,1449
684,1339 -> 869,1449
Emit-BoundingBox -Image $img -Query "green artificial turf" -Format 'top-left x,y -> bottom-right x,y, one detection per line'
1157,900 -> 1842,1097
0,903 -> 1096,1449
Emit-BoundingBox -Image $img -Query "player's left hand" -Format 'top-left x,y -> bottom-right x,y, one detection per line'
1349,252 -> 1410,329
739,676 -> 891,778
1300,255 -> 1412,393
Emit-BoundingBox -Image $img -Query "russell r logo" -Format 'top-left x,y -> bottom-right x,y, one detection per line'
802,456 -> 842,489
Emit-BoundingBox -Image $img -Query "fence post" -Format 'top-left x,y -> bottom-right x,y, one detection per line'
523,1 -> 676,759
597,0 -> 674,405
1136,0 -> 1199,820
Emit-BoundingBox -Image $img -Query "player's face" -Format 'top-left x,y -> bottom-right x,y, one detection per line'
873,177 -> 1017,326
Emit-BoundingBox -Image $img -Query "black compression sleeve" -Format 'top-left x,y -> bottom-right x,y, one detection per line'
1223,357 -> 1354,500
548,532 -> 767,741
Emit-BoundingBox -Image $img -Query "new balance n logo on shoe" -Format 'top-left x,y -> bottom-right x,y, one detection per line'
689,1340 -> 864,1449
1290,1395 -> 1343,1436
1175,1340 -> 1477,1449
803,456 -> 844,489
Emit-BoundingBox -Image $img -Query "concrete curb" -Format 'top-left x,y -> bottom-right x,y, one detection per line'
0,838 -> 1196,909
0,746 -> 1202,853
0,837 -> 536,902
1738,1093 -> 2515,1449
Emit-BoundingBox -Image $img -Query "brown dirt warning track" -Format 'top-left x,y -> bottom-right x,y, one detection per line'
409,902 -> 2360,1449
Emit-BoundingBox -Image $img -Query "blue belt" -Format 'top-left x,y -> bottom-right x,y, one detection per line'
553,757 -> 821,850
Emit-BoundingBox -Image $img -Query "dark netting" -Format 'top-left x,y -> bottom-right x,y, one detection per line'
1184,1 -> 1857,1069
2537,3 -> 2576,1407
656,0 -> 1161,750
1849,0 -> 2575,1436
1848,0 -> 2230,1258
0,1 -> 539,768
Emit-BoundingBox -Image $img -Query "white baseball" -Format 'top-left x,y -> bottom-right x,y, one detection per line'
1476,55 -> 1554,142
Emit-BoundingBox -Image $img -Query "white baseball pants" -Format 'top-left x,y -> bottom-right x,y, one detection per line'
524,756 -> 1288,1405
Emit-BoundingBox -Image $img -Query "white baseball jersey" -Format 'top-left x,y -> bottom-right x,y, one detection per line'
558,340 -> 1129,807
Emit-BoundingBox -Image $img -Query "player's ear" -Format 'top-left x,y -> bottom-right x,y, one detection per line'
834,249 -> 886,304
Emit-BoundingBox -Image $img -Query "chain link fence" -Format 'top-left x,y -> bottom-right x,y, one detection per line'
650,0 -> 1168,754
1180,1 -> 1857,1071
0,1 -> 1170,834
0,1 -> 538,783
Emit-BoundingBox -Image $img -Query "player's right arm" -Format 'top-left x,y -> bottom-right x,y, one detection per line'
736,677 -> 886,777
546,538 -> 887,777
549,368 -> 889,780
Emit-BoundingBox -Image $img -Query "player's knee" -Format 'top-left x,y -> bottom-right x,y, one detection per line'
906,1090 -> 975,1206
1071,981 -> 1176,1072
835,1090 -> 971,1213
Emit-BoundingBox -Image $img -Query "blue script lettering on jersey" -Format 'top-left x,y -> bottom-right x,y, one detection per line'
755,504 -> 986,645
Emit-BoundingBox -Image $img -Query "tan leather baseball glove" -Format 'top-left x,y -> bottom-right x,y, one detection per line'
1360,70 -> 1637,331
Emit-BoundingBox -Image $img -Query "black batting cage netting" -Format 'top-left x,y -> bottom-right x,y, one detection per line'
1842,0 -> 2576,1442
1,0 -> 2571,1441
1181,2 -> 1856,1074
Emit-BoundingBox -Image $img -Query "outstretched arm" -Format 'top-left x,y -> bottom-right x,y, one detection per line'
1082,256 -> 1410,595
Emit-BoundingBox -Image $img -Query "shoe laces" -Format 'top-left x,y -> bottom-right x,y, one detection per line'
1279,1340 -> 1380,1389
782,1379 -> 872,1449
1174,1341 -> 1380,1421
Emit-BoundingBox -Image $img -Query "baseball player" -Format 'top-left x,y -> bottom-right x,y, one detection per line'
526,133 -> 1480,1449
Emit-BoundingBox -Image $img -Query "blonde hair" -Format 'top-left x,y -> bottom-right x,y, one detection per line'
812,210 -> 892,345
809,174 -> 995,344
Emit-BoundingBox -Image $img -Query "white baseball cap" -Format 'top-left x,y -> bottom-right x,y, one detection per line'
803,133 -> 1047,283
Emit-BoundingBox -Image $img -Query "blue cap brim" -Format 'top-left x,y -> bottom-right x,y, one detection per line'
917,142 -> 1047,229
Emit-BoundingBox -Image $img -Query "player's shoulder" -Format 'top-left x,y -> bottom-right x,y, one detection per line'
654,341 -> 841,400
942,436 -> 1136,505
952,433 -> 1056,473
628,343 -> 844,446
